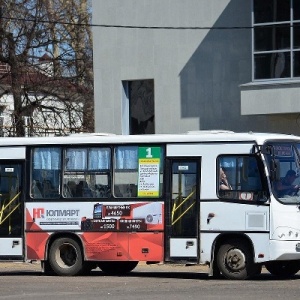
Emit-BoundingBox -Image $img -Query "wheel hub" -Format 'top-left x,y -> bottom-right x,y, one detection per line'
56,243 -> 77,268
225,248 -> 246,271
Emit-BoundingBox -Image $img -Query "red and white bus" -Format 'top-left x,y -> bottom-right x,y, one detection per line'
2,131 -> 300,279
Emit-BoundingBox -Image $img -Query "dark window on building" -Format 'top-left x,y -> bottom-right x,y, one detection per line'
294,1 -> 300,20
254,52 -> 291,79
128,80 -> 155,135
254,0 -> 290,24
253,0 -> 300,80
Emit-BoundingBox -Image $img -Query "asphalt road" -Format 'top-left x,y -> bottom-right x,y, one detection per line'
0,262 -> 299,300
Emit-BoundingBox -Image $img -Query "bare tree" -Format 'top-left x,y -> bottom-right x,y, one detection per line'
44,0 -> 94,132
0,0 -> 94,137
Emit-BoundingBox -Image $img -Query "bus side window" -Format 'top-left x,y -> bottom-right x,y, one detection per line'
218,155 -> 264,201
114,146 -> 138,198
113,146 -> 164,198
63,147 -> 111,199
242,157 -> 262,191
31,147 -> 61,199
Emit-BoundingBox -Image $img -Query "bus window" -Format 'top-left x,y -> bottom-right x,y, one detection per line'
217,155 -> 264,201
267,143 -> 300,202
31,147 -> 61,199
114,146 -> 138,197
63,147 -> 111,198
114,146 -> 164,198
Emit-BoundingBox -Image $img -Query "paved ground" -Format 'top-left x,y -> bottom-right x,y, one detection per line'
0,262 -> 298,300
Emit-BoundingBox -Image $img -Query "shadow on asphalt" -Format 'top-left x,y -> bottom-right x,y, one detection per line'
108,271 -> 300,281
0,268 -> 299,282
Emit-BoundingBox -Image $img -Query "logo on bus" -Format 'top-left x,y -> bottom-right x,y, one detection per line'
33,208 -> 45,219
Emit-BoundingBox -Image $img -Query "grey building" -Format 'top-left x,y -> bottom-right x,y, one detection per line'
92,0 -> 300,135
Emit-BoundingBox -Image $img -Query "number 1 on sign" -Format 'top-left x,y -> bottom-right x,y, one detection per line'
146,147 -> 153,158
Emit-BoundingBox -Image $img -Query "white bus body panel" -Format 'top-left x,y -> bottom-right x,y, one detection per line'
269,195 -> 300,260
200,202 -> 269,232
200,201 -> 270,263
200,232 -> 271,263
0,147 -> 25,159
0,238 -> 23,256
170,238 -> 197,257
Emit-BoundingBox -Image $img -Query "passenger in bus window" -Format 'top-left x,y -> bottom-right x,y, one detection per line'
219,168 -> 232,190
114,185 -> 123,197
31,180 -> 43,198
76,181 -> 93,197
276,170 -> 300,197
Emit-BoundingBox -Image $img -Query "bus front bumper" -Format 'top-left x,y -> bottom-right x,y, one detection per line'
269,240 -> 300,261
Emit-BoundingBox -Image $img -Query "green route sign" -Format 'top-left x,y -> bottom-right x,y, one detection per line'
138,147 -> 161,197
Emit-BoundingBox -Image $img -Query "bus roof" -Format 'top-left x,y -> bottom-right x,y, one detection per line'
0,131 -> 299,147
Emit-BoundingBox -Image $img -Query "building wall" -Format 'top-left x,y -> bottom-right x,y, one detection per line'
93,0 -> 300,135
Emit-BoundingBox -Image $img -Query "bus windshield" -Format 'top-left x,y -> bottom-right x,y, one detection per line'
267,142 -> 300,204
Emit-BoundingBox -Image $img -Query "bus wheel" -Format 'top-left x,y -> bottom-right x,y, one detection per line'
98,261 -> 138,275
265,261 -> 300,277
217,240 -> 254,280
49,237 -> 83,276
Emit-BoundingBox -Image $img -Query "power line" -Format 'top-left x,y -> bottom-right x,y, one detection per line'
3,15 -> 297,30
92,24 -> 253,30
0,15 -> 254,30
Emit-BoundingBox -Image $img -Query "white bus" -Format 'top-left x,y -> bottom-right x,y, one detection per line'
1,131 -> 300,279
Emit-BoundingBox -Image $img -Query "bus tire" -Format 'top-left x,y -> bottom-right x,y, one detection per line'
49,237 -> 83,276
216,239 -> 255,280
98,261 -> 138,275
265,261 -> 300,277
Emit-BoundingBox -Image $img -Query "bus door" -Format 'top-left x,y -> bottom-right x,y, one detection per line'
165,159 -> 200,262
0,162 -> 23,258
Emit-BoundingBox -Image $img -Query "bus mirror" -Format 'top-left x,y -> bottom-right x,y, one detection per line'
252,145 -> 261,154
261,145 -> 272,155
259,193 -> 269,203
253,191 -> 269,203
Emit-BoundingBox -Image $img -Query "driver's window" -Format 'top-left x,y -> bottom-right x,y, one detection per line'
270,144 -> 300,200
275,169 -> 299,198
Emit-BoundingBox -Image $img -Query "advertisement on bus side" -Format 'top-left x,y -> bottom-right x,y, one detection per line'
26,201 -> 164,232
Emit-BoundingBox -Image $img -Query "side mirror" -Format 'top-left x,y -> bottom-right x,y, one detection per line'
252,191 -> 269,203
259,193 -> 269,203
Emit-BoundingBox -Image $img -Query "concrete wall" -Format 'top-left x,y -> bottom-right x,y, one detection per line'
93,0 -> 300,135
